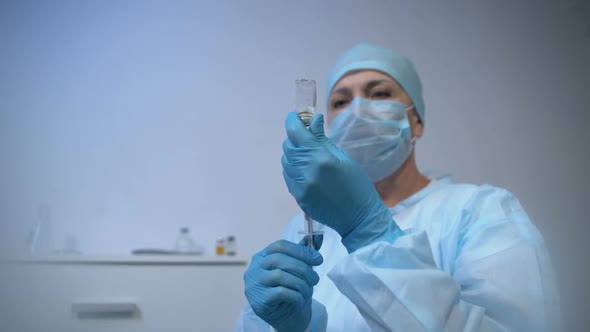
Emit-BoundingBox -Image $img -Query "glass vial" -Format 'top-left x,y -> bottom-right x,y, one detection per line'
216,237 -> 225,256
295,79 -> 317,127
226,236 -> 236,256
175,227 -> 196,253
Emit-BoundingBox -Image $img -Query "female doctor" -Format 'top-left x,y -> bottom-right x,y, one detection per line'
235,43 -> 561,331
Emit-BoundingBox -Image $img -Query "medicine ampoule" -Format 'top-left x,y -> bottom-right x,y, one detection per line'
295,79 -> 316,127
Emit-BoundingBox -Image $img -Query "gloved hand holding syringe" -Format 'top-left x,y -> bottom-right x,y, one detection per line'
245,85 -> 328,330
294,78 -> 325,249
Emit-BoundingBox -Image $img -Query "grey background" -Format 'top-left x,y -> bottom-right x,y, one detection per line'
1,0 -> 588,330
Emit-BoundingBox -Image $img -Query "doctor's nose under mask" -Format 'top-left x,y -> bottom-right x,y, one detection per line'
329,97 -> 415,183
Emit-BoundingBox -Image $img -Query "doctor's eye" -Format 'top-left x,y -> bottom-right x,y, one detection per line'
370,89 -> 392,100
331,99 -> 350,109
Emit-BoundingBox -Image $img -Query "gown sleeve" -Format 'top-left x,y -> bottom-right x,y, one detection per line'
326,186 -> 562,331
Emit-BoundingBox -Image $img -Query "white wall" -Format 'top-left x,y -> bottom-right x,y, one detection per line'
1,0 -> 588,329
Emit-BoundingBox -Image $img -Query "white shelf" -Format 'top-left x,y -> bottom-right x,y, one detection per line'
7,254 -> 248,266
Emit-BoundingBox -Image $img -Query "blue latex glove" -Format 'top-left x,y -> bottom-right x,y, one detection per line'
244,235 -> 323,332
282,112 -> 401,253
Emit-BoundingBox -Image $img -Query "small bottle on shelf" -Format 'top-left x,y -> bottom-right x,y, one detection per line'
175,227 -> 196,253
226,236 -> 236,256
215,237 -> 225,256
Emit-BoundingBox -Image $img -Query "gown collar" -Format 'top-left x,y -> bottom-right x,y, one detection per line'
388,173 -> 454,215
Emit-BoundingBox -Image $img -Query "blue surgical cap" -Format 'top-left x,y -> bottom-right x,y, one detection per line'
326,43 -> 425,124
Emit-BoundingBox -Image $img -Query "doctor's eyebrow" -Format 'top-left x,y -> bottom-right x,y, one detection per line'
331,79 -> 397,98
331,86 -> 352,96
364,79 -> 395,92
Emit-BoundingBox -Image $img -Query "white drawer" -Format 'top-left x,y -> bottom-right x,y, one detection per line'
0,257 -> 247,332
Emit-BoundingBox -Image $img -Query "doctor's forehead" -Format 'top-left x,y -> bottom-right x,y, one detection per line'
330,70 -> 401,95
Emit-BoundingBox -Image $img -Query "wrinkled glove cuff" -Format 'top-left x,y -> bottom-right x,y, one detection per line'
341,208 -> 404,253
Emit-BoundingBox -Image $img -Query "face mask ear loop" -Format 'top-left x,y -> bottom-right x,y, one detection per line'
407,104 -> 418,147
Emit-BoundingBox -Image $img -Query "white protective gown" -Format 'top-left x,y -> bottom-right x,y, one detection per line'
235,176 -> 561,331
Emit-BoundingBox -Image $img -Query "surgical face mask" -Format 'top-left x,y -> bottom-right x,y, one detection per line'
329,97 -> 415,182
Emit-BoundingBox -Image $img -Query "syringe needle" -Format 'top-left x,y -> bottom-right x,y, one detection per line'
305,214 -> 315,249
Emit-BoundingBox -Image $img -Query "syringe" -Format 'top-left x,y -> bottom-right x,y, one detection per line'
295,78 -> 324,249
